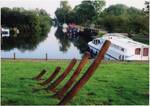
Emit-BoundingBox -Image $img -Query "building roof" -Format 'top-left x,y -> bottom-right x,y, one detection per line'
100,33 -> 148,49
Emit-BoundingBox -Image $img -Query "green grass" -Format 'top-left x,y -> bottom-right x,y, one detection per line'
1,60 -> 149,105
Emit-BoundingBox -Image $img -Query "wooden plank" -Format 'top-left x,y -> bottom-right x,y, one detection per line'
33,69 -> 46,80
46,58 -> 77,92
39,66 -> 61,86
55,52 -> 90,99
58,40 -> 111,105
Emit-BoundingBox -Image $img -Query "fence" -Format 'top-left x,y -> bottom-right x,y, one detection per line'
2,53 -> 49,61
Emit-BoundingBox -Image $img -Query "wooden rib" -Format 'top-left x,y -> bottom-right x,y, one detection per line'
55,52 -> 90,99
33,69 -> 46,80
39,66 -> 61,86
46,58 -> 77,92
58,40 -> 111,105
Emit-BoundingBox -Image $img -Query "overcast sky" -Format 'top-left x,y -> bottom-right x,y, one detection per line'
0,0 -> 149,18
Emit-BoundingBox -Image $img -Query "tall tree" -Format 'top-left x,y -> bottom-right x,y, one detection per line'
103,4 -> 128,16
73,1 -> 96,24
92,0 -> 105,15
1,7 -> 52,36
143,1 -> 149,16
55,1 -> 71,24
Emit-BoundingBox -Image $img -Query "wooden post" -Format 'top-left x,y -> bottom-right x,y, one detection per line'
55,52 -> 90,99
33,69 -> 47,80
45,53 -> 48,61
46,58 -> 77,92
39,66 -> 61,86
58,40 -> 111,105
13,53 -> 16,60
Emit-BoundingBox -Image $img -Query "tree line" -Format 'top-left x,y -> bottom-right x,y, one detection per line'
1,7 -> 53,37
55,1 -> 149,36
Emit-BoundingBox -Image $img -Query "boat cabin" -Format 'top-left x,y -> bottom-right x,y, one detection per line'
88,33 -> 149,60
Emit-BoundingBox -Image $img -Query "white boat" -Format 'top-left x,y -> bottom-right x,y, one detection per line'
88,33 -> 149,60
1,28 -> 10,37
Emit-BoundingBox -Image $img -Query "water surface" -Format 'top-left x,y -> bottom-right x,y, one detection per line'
1,27 -> 92,59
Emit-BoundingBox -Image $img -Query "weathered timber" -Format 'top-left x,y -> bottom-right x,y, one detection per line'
55,52 -> 90,99
33,69 -> 47,80
39,66 -> 61,86
58,40 -> 111,105
46,58 -> 77,92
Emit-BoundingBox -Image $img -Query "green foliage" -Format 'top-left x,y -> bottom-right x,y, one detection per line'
128,16 -> 149,35
92,0 -> 106,15
96,15 -> 129,32
1,60 -> 149,105
127,7 -> 144,16
55,8 -> 70,24
143,1 -> 149,15
55,1 -> 148,38
95,4 -> 148,36
55,1 -> 72,24
74,1 -> 97,24
103,4 -> 128,16
55,0 -> 105,24
1,7 -> 52,37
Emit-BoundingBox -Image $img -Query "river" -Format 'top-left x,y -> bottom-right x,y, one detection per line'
1,26 -> 93,59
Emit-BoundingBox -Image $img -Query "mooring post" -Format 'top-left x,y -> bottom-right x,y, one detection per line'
33,69 -> 47,80
46,58 -> 77,92
45,53 -> 48,61
13,53 -> 16,60
58,40 -> 111,105
39,66 -> 61,86
55,52 -> 90,99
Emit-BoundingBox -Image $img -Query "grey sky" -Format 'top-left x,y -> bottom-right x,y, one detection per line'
0,0 -> 149,18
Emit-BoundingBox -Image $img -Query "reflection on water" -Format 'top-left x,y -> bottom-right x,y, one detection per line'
55,27 -> 71,52
2,35 -> 47,52
1,26 -> 93,59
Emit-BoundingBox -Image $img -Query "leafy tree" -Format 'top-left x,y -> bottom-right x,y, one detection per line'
95,4 -> 148,36
127,7 -> 144,16
143,1 -> 149,15
55,0 -> 105,25
73,1 -> 96,24
103,4 -> 128,16
55,1 -> 71,24
1,7 -> 52,36
92,0 -> 105,15
128,16 -> 149,35
54,1 -> 148,38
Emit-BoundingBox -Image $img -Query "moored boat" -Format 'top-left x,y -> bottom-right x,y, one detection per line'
88,33 -> 149,60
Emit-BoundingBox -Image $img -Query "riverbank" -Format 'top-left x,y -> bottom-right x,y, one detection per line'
1,58 -> 149,63
1,60 -> 149,105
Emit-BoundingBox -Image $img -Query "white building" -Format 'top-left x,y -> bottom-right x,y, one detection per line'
88,33 -> 149,60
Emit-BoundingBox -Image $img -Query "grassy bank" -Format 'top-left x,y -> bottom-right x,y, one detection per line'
1,60 -> 149,105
